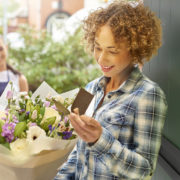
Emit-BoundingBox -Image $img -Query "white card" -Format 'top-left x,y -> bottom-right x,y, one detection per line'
31,81 -> 59,100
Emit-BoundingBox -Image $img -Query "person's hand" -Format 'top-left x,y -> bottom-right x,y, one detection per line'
68,108 -> 102,144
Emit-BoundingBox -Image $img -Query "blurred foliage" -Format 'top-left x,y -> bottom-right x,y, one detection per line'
8,25 -> 102,93
0,26 -> 2,34
0,0 -> 20,17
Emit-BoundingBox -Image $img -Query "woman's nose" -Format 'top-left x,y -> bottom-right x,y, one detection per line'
97,51 -> 107,64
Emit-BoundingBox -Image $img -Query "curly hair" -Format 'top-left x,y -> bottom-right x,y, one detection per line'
83,0 -> 162,64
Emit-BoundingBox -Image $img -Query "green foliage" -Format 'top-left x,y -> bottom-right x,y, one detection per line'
14,122 -> 27,138
8,25 -> 102,93
40,116 -> 56,132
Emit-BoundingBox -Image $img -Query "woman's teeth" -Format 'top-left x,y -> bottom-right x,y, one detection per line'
103,66 -> 111,69
101,65 -> 114,72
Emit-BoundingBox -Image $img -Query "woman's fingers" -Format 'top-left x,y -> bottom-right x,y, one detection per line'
69,113 -> 94,134
73,108 -> 79,115
69,113 -> 91,141
69,109 -> 103,143
80,115 -> 100,127
72,108 -> 98,127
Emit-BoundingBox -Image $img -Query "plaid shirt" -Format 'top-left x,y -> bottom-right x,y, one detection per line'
54,66 -> 167,180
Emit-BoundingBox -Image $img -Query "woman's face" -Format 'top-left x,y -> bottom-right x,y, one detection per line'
94,25 -> 133,79
0,41 -> 7,65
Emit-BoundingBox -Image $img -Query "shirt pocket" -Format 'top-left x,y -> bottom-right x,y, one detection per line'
103,112 -> 134,139
103,113 -> 126,127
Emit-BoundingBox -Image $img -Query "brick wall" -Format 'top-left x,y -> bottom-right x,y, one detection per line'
28,0 -> 84,29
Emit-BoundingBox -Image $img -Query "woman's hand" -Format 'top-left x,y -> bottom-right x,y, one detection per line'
68,108 -> 102,144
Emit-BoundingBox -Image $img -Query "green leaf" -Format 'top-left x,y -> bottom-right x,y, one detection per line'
40,107 -> 45,117
65,121 -> 70,127
19,112 -> 26,122
1,142 -> 10,150
68,134 -> 77,140
35,104 -> 40,114
19,101 -> 25,110
40,116 -> 56,131
57,132 -> 63,136
0,120 -> 5,134
28,91 -> 32,97
14,122 -> 27,138
0,136 -> 5,143
26,99 -> 32,112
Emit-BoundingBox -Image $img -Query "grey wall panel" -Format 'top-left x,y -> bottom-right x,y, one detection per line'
144,0 -> 180,149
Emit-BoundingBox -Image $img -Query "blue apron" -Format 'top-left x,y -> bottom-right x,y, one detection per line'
0,71 -> 10,96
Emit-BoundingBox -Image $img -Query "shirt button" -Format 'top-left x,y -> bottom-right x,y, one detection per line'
108,95 -> 111,98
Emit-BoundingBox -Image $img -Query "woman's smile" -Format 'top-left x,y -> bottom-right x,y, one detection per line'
100,65 -> 114,72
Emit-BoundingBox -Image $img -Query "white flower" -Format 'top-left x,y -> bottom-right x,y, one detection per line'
19,91 -> 28,97
10,138 -> 28,154
15,105 -> 21,110
53,95 -> 65,104
26,126 -> 46,142
46,92 -> 53,100
31,109 -> 37,120
58,121 -> 67,132
42,107 -> 60,125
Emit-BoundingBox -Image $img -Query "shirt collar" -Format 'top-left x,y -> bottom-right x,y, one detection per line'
97,66 -> 143,93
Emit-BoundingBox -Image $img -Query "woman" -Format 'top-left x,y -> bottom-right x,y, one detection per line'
0,39 -> 28,96
55,1 -> 167,179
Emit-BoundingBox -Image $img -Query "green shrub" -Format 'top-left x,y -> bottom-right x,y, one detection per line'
8,25 -> 102,93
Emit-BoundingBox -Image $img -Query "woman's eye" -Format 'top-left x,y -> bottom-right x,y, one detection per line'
95,47 -> 101,51
109,51 -> 119,54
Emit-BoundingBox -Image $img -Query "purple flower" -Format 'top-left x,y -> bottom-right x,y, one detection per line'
44,101 -> 50,107
1,117 -> 7,121
51,105 -> 57,110
26,111 -> 30,115
62,131 -> 72,140
1,122 -> 16,143
12,115 -> 18,123
6,118 -> 10,122
48,125 -> 52,132
6,90 -> 13,100
64,116 -> 69,124
20,109 -> 25,113
30,122 -> 37,127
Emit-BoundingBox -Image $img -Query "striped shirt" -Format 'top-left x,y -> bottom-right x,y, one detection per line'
54,66 -> 167,180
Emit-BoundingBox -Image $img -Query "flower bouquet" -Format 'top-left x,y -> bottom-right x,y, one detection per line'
0,82 -> 79,180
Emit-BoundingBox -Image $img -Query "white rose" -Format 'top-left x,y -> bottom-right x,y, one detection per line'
10,138 -> 28,154
42,107 -> 60,125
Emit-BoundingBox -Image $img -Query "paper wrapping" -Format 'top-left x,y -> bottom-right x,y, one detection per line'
0,82 -> 80,180
0,139 -> 77,180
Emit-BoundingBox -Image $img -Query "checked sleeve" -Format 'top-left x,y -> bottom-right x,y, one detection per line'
54,145 -> 77,180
